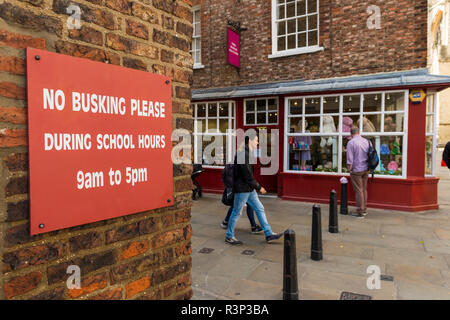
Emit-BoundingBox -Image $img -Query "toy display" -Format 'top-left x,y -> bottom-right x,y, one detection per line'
380,144 -> 390,155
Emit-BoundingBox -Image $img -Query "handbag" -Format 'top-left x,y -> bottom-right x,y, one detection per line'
221,187 -> 234,206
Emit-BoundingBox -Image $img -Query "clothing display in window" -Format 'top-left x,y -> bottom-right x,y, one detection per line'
320,115 -> 337,147
357,116 -> 376,133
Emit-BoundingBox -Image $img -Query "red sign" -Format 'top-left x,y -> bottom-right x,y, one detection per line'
26,48 -> 173,235
227,28 -> 240,67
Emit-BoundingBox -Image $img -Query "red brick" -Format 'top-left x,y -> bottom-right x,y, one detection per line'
105,222 -> 140,244
135,288 -> 161,300
126,19 -> 149,40
67,273 -> 107,298
0,128 -> 27,148
5,175 -> 28,197
106,33 -> 158,59
173,68 -> 192,84
4,271 -> 43,299
110,253 -> 159,284
164,283 -> 175,297
0,82 -> 26,100
29,286 -> 65,300
106,0 -> 130,14
0,107 -> 27,124
174,177 -> 194,193
0,56 -> 26,75
69,232 -> 102,253
161,214 -> 175,228
138,217 -> 158,235
125,276 -> 150,298
68,26 -> 103,46
90,287 -> 123,300
131,2 -> 159,24
175,86 -> 191,100
6,200 -> 29,222
55,41 -> 120,65
3,153 -> 28,172
120,240 -> 149,260
176,275 -> 192,292
3,242 -> 65,272
175,242 -> 191,258
151,228 -> 184,249
123,57 -> 147,71
175,209 -> 191,224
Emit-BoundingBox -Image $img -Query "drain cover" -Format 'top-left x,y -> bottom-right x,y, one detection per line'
199,248 -> 214,254
381,275 -> 394,281
241,250 -> 255,255
340,292 -> 372,300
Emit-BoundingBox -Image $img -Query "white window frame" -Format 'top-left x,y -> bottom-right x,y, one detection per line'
425,92 -> 438,177
193,101 -> 236,168
192,6 -> 204,69
244,97 -> 279,126
284,90 -> 409,179
269,0 -> 324,59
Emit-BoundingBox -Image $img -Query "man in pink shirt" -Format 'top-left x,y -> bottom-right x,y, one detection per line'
346,126 -> 370,218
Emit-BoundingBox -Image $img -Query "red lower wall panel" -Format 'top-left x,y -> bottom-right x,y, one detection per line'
195,168 -> 224,194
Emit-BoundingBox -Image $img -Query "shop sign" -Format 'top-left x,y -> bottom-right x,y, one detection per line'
227,27 -> 240,68
27,48 -> 173,235
409,89 -> 426,104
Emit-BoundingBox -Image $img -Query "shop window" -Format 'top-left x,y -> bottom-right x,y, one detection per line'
426,93 -> 437,176
285,91 -> 408,177
191,7 -> 203,68
193,101 -> 235,166
245,98 -> 278,125
271,0 -> 321,57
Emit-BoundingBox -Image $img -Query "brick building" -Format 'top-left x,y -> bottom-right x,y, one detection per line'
0,0 -> 194,299
191,0 -> 450,211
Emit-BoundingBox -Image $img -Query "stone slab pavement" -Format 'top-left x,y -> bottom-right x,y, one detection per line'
190,152 -> 450,300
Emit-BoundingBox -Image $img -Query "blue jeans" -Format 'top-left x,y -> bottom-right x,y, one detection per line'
226,190 -> 273,239
224,203 -> 256,227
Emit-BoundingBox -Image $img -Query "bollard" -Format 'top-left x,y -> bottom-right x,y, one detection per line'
283,229 -> 299,300
329,190 -> 339,233
311,204 -> 323,261
340,177 -> 348,215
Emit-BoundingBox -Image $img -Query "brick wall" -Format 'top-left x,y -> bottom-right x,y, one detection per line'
193,0 -> 428,89
0,0 -> 194,300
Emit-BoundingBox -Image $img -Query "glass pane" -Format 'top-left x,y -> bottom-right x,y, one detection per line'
425,136 -> 433,175
268,111 -> 278,124
426,115 -> 434,133
360,114 -> 381,133
219,119 -> 228,133
277,0 -> 285,3
196,119 -> 206,133
246,113 -> 255,125
385,92 -> 405,111
219,102 -> 228,117
197,104 -> 206,117
194,24 -> 200,37
288,34 -> 296,49
384,113 -> 404,132
427,94 -> 435,113
308,15 -> 317,30
297,0 -> 306,16
288,117 -> 303,133
278,36 -> 286,51
289,99 -> 302,115
370,136 -> 403,176
257,112 -> 267,124
278,21 -> 286,36
297,17 -> 306,32
208,103 -> 217,117
246,100 -> 255,112
307,0 -> 316,13
308,30 -> 318,46
287,18 -> 296,34
287,2 -> 296,18
207,119 -> 217,131
323,96 -> 340,113
288,135 -> 338,172
305,97 -> 320,114
296,32 -> 306,48
268,99 -> 277,110
257,99 -> 267,111
305,116 -> 320,132
343,95 -> 361,113
363,94 -> 382,112
202,135 -> 224,166
340,115 -> 360,135
321,115 -> 338,134
278,5 -> 285,19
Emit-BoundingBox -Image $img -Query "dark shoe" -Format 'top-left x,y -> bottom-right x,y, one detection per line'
225,237 -> 243,245
266,233 -> 283,243
251,225 -> 263,234
220,221 -> 228,229
350,212 -> 365,219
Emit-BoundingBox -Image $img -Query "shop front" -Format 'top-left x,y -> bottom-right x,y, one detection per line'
191,69 -> 450,211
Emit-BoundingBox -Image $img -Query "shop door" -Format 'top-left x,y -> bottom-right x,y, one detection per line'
253,126 -> 278,193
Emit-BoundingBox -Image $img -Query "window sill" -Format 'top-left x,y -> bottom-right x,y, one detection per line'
193,64 -> 205,70
268,46 -> 324,59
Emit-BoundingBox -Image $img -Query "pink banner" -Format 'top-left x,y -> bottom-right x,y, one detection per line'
227,28 -> 240,68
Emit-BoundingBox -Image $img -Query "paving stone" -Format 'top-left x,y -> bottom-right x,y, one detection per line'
341,233 -> 424,250
385,264 -> 446,288
423,239 -> 450,255
300,289 -> 337,300
223,279 -> 282,300
323,240 -> 374,260
207,255 -> 262,280
192,273 -> 237,298
247,261 -> 283,286
373,247 -> 449,269
395,280 -> 450,300
380,224 -> 437,240
434,228 -> 450,240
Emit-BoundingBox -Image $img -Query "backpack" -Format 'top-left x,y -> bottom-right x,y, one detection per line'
221,164 -> 234,206
367,140 -> 379,178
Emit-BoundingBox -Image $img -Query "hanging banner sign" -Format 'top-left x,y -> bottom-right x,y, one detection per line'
26,48 -> 173,235
409,89 -> 426,104
227,27 -> 240,68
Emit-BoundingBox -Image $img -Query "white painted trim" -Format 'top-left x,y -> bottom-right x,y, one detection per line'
193,64 -> 205,69
243,97 -> 279,126
269,46 -> 324,59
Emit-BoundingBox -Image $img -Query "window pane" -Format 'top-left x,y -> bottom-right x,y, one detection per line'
278,5 -> 285,19
343,95 -> 361,113
384,114 -> 404,132
246,100 -> 255,112
363,94 -> 382,112
219,119 -> 229,133
257,99 -> 267,111
219,102 -> 228,117
197,104 -> 206,117
297,0 -> 306,16
288,34 -> 296,49
288,135 -> 338,172
287,2 -> 295,18
196,119 -> 206,133
194,10 -> 200,23
305,97 -> 320,114
289,99 -> 302,115
278,36 -> 286,51
298,32 -> 306,47
370,136 -> 403,176
360,114 -> 381,133
207,119 -> 217,131
426,115 -> 434,133
208,103 -> 217,117
297,17 -> 306,32
385,92 -> 405,111
425,136 -> 433,175
246,113 -> 255,124
321,115 -> 338,134
305,116 -> 320,132
307,0 -> 317,13
268,111 -> 278,124
323,96 -> 340,113
427,94 -> 435,113
278,21 -> 287,36
257,112 -> 267,124
308,30 -> 318,46
268,99 -> 277,110
308,15 -> 317,30
341,115 -> 360,134
287,18 -> 296,34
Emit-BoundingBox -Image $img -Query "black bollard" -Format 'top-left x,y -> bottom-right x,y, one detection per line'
311,205 -> 323,261
329,190 -> 339,233
283,230 -> 299,300
340,178 -> 348,215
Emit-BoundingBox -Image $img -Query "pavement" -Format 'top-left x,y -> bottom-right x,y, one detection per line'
190,152 -> 450,300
